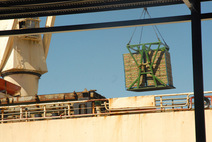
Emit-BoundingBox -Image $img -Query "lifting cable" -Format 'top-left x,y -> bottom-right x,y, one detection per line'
128,8 -> 145,45
138,9 -> 146,44
128,8 -> 168,47
145,9 -> 168,46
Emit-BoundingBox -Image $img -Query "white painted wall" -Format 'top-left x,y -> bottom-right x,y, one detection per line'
109,95 -> 155,108
0,110 -> 211,142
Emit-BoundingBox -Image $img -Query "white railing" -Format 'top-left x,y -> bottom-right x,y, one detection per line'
154,91 -> 212,110
0,99 -> 108,123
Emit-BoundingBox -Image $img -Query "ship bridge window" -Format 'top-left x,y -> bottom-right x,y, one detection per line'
18,18 -> 40,40
19,18 -> 40,29
19,21 -> 26,29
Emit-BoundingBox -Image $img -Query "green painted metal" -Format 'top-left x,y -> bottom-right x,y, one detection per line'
126,40 -> 170,91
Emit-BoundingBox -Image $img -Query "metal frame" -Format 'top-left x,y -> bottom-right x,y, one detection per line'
0,12 -> 212,37
0,0 -> 187,20
0,0 -> 211,20
126,41 -> 174,91
0,0 -> 210,141
190,1 -> 206,141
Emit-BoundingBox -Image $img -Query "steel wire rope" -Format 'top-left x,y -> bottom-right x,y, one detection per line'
145,8 -> 168,47
128,8 -> 145,45
138,10 -> 146,45
128,8 -> 168,48
144,8 -> 160,42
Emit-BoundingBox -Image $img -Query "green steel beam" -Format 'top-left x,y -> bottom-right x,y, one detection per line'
126,40 -> 169,91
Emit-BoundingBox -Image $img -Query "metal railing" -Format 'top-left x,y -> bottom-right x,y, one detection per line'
0,91 -> 211,123
0,99 -> 108,123
154,91 -> 212,110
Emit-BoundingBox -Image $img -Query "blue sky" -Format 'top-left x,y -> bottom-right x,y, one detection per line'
38,2 -> 212,98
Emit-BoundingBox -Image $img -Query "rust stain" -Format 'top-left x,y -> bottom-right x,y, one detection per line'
0,90 -> 105,105
134,96 -> 138,102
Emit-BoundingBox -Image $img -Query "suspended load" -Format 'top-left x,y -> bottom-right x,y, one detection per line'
123,8 -> 175,91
